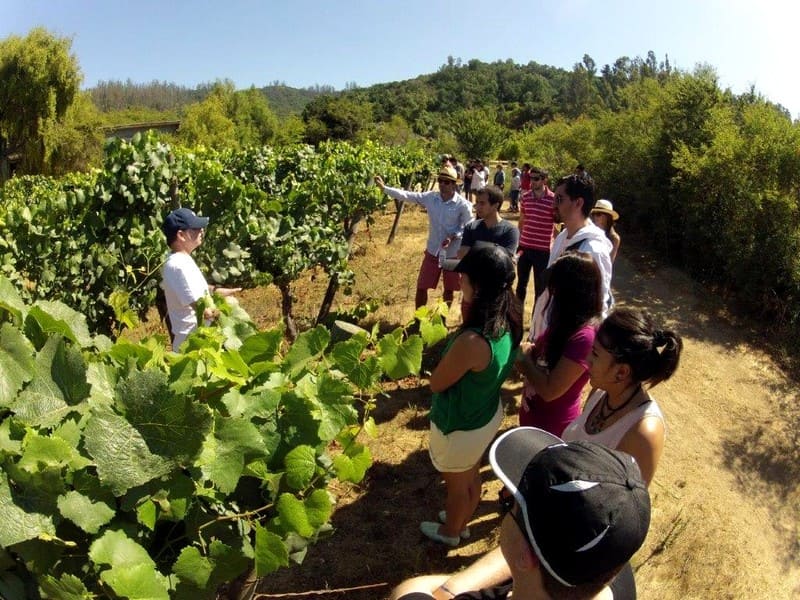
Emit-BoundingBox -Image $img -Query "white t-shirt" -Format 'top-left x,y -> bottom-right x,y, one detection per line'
161,252 -> 209,350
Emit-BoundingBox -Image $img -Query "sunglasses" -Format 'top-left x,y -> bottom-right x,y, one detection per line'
438,179 -> 455,185
531,175 -> 543,181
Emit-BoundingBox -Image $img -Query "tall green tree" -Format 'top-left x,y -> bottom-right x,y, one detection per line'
41,91 -> 105,175
177,81 -> 279,149
301,95 -> 373,144
0,28 -> 81,182
448,108 -> 508,159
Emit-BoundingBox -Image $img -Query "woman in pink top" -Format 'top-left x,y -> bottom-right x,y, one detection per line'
515,252 -> 602,436
562,308 -> 682,484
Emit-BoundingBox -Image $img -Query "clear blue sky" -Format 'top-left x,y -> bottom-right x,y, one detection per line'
2,0 -> 798,118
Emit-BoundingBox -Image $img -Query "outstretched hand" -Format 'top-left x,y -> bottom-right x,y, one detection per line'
373,175 -> 385,190
215,287 -> 242,297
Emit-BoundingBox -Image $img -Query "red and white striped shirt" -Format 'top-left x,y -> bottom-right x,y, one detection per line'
519,187 -> 556,251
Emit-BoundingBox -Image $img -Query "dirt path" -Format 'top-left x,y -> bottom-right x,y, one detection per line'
251,209 -> 799,599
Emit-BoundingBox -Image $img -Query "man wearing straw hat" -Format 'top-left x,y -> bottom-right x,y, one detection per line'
375,166 -> 472,309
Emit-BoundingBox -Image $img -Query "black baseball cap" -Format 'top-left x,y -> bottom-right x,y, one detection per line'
489,427 -> 651,588
163,207 -> 209,237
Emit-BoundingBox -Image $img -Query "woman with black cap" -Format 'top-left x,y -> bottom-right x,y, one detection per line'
421,244 -> 523,547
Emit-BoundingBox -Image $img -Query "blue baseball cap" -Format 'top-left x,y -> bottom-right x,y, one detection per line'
163,207 -> 209,237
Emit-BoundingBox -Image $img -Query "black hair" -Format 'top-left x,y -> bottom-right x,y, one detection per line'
596,308 -> 682,387
543,253 -> 602,368
556,174 -> 595,217
531,166 -> 549,178
478,185 -> 504,207
460,246 -> 523,347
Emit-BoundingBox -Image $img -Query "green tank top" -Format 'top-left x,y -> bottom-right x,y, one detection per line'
429,329 -> 515,435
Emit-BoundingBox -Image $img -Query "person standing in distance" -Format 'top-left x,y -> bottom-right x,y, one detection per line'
161,207 -> 240,351
493,163 -> 506,192
516,167 -> 556,312
375,166 -> 472,309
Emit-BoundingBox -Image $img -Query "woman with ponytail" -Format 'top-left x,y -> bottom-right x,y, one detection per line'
421,244 -> 523,547
562,307 -> 683,484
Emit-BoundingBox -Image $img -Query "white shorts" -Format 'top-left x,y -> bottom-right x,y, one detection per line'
429,401 -> 504,473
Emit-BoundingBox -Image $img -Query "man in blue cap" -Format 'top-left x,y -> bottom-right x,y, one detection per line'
161,207 -> 239,350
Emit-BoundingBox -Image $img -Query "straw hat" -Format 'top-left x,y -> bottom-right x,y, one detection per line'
591,199 -> 619,221
437,165 -> 461,184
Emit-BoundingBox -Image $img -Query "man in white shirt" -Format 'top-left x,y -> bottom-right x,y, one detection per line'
531,174 -> 613,338
375,166 -> 472,309
161,207 -> 239,350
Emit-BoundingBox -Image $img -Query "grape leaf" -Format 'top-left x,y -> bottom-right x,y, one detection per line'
304,489 -> 333,529
196,417 -> 266,493
57,491 -> 114,534
25,301 -> 92,349
12,336 -> 89,426
85,361 -> 116,409
172,541 -> 251,592
337,351 -> 381,391
332,443 -> 372,483
39,573 -> 93,600
0,473 -> 55,547
420,316 -> 448,347
99,563 -> 169,600
0,275 -> 27,324
0,323 -> 35,407
89,530 -> 169,600
222,387 -> 281,420
172,546 -> 213,588
283,445 -> 316,491
254,524 -> 288,576
282,326 -> 330,377
18,431 -> 89,473
378,332 -> 423,379
238,328 -> 283,364
83,410 -> 174,495
115,369 -> 212,464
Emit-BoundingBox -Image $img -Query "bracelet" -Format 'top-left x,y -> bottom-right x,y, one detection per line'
438,583 -> 456,598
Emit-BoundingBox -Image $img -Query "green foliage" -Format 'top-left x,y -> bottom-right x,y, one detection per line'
40,92 -> 105,175
301,95 -> 373,144
448,108 -> 509,159
0,28 -> 82,181
0,278 -> 431,596
0,133 -> 431,335
178,93 -> 238,148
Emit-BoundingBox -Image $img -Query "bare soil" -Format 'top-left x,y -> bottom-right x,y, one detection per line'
141,207 -> 800,599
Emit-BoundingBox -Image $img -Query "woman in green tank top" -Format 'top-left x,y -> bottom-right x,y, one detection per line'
421,244 -> 523,547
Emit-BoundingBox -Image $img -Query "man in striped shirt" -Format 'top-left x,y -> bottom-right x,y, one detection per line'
515,167 -> 556,311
